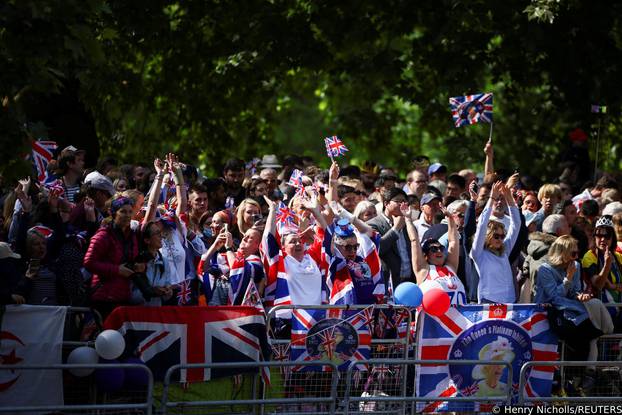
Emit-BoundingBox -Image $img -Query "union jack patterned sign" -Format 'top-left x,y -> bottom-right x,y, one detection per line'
31,140 -> 58,183
449,93 -> 493,128
291,308 -> 371,372
104,306 -> 268,382
416,304 -> 558,412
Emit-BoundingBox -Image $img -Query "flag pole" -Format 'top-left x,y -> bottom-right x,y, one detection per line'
594,117 -> 601,181
488,121 -> 494,144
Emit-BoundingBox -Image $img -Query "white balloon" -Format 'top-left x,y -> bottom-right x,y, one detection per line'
94,330 -> 125,360
67,346 -> 99,377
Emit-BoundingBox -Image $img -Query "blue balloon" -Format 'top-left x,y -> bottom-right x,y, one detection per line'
394,282 -> 423,307
122,357 -> 149,388
95,359 -> 125,393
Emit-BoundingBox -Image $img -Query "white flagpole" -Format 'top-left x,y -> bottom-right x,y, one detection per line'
488,121 -> 494,143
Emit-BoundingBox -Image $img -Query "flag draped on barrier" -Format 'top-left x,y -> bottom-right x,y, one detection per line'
416,304 -> 558,412
290,308 -> 371,372
0,305 -> 67,409
104,306 -> 269,382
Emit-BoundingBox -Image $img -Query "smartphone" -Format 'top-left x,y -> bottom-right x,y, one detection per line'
222,223 -> 228,233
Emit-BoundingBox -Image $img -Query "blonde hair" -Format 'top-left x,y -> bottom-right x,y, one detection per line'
236,198 -> 261,235
538,184 -> 562,202
484,221 -> 506,255
547,235 -> 578,267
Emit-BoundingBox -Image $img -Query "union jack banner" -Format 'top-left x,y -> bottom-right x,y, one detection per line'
31,140 -> 58,182
449,93 -> 493,128
324,136 -> 349,158
416,304 -> 558,412
291,308 -> 371,372
105,306 -> 269,382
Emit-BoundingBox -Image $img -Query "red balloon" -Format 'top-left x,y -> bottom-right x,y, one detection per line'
422,288 -> 450,316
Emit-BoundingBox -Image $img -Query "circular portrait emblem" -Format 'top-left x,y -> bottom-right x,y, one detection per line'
458,100 -> 484,121
306,318 -> 359,366
448,320 -> 532,398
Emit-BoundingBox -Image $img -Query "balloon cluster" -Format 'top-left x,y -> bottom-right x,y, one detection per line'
394,282 -> 450,316
66,329 -> 148,392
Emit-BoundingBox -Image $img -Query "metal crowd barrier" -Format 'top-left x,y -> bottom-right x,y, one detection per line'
518,361 -> 622,405
0,363 -> 154,414
161,360 -> 339,415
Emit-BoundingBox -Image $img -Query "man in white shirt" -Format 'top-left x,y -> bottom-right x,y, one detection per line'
414,193 -> 442,237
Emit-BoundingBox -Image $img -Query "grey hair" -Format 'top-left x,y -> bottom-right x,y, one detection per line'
447,199 -> 469,215
542,214 -> 567,235
353,200 -> 376,220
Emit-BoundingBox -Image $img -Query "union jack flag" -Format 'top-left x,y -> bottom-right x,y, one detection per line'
245,157 -> 261,175
176,279 -> 192,305
31,140 -> 58,183
44,179 -> 65,197
288,169 -> 304,188
416,304 -> 558,412
324,136 -> 348,158
104,306 -> 269,382
290,308 -> 371,372
448,93 -> 493,128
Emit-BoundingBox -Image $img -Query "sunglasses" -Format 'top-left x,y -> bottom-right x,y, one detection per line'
492,233 -> 506,240
354,191 -> 368,196
339,243 -> 359,252
455,213 -> 465,218
427,245 -> 444,254
595,233 -> 612,239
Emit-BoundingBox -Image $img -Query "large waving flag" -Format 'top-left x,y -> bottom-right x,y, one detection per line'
449,93 -> 493,128
324,136 -> 349,158
31,140 -> 58,182
416,304 -> 557,412
290,308 -> 371,372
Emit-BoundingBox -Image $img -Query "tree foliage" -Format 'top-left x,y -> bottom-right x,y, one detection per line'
1,0 -> 621,181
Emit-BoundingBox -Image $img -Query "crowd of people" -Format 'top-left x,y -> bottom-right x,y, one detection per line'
1,134 -> 622,384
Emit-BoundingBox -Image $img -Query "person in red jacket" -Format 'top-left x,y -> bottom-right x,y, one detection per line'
84,195 -> 144,319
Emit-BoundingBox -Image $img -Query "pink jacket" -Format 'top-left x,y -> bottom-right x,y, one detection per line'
84,225 -> 139,303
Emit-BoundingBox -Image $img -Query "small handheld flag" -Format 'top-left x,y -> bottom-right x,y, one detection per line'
324,136 -> 348,159
31,140 -> 58,183
449,93 -> 493,128
288,169 -> 304,188
591,105 -> 607,114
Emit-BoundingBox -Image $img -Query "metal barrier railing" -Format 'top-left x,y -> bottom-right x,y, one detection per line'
518,361 -> 622,404
339,358 -> 512,415
63,306 -> 104,347
161,360 -> 340,415
0,363 -> 154,414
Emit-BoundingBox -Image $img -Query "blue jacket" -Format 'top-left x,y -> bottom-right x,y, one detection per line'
535,261 -> 588,326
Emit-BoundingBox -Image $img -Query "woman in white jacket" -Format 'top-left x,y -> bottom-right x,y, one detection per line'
470,181 -> 520,303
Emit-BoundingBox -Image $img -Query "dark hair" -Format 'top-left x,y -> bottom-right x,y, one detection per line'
555,200 -> 574,215
204,177 -> 226,195
247,178 -> 267,195
222,158 -> 245,173
594,215 -> 618,252
447,174 -> 466,190
581,199 -> 599,217
340,165 -> 361,179
383,187 -> 407,204
376,173 -> 398,187
595,175 -> 618,190
337,184 -> 356,199
56,152 -> 77,175
421,238 -> 444,255
189,183 -> 207,195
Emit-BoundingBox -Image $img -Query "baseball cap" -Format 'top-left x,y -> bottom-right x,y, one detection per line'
428,163 -> 447,176
420,193 -> 441,206
84,171 -> 115,196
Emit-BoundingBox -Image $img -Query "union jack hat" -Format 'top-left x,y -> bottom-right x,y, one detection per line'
334,218 -> 355,237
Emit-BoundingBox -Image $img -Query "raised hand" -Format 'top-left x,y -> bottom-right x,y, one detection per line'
15,183 -> 32,213
154,157 -> 168,175
263,195 -> 277,211
490,181 -> 503,201
468,180 -> 478,202
484,141 -> 493,157
18,177 -> 31,195
506,172 -> 520,190
329,161 -> 339,183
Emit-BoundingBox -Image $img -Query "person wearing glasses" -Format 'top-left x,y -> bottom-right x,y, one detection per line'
537,235 -> 612,391
470,181 -> 520,304
406,205 -> 466,305
581,215 -> 622,328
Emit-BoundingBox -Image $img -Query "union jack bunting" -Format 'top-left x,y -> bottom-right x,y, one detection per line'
31,140 -> 58,183
416,304 -> 558,412
104,306 -> 269,382
291,308 -> 371,372
324,136 -> 349,158
448,93 -> 493,128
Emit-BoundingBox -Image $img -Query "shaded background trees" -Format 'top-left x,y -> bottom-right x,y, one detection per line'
2,0 -> 621,181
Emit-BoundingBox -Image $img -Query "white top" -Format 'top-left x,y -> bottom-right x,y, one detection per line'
160,226 -> 187,285
284,254 -> 323,306
470,203 -> 520,303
